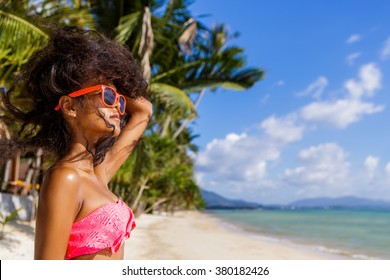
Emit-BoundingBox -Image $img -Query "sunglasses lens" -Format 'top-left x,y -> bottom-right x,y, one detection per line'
119,96 -> 126,114
103,87 -> 116,106
102,86 -> 125,114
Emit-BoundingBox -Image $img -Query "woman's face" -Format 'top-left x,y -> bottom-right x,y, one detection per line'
75,90 -> 124,138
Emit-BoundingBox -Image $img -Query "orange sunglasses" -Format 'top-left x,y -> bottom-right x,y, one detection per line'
54,84 -> 126,115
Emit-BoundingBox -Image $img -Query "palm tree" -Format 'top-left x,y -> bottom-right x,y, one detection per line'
105,1 -> 264,214
152,23 -> 264,139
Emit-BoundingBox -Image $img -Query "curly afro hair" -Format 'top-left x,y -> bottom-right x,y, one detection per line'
0,26 -> 148,166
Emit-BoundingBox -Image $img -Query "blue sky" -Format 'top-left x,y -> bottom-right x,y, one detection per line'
187,0 -> 390,204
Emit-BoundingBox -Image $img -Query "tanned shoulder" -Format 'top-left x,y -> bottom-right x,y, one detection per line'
39,165 -> 83,218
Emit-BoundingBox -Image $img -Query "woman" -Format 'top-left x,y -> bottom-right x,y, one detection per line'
0,26 -> 152,259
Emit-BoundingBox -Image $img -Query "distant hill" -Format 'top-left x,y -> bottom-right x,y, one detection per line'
201,189 -> 390,210
200,189 -> 262,209
289,196 -> 390,210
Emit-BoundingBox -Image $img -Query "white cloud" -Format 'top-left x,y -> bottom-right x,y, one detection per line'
244,161 -> 267,181
283,143 -> 350,186
365,156 -> 379,179
365,155 -> 379,171
195,113 -> 305,197
346,52 -> 361,65
300,63 -> 384,128
346,34 -> 361,44
196,133 -> 280,183
275,80 -> 285,86
260,114 -> 304,143
297,76 -> 328,99
385,162 -> 390,177
344,63 -> 381,99
194,60 -> 388,202
380,37 -> 390,60
300,99 -> 383,128
194,172 -> 205,186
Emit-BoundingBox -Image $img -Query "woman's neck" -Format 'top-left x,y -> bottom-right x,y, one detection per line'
60,142 -> 95,172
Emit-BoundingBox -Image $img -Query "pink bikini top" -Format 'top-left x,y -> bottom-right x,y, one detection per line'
66,199 -> 136,260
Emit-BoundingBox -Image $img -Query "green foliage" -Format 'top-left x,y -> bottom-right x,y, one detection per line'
0,10 -> 48,86
115,11 -> 142,44
34,0 -> 96,28
150,82 -> 196,121
0,208 -> 21,240
0,1 -> 96,87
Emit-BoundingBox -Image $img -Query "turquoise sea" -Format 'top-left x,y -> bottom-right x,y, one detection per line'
207,209 -> 390,259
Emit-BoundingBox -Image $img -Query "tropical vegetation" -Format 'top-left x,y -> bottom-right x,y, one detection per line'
0,0 -> 264,215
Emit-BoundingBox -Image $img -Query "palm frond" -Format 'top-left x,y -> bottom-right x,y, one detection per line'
181,67 -> 264,93
0,10 -> 47,45
114,11 -> 141,44
0,10 -> 48,84
151,59 -> 207,82
150,82 -> 195,119
182,81 -> 246,92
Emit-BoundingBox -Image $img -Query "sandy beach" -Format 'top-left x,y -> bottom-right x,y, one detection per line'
0,210 -> 335,260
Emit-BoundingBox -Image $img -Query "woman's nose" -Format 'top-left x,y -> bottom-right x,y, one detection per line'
114,99 -> 122,114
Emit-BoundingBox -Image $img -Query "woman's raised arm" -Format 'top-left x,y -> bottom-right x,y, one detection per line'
97,96 -> 153,183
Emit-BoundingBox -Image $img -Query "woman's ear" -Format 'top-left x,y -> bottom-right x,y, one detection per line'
58,96 -> 77,118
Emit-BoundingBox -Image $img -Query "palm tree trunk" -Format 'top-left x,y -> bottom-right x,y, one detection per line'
161,115 -> 171,137
173,88 -> 205,139
131,177 -> 149,209
2,160 -> 12,186
139,6 -> 154,81
10,152 -> 20,186
30,148 -> 43,220
143,197 -> 169,214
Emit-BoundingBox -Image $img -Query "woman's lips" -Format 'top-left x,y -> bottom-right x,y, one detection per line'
109,114 -> 121,122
